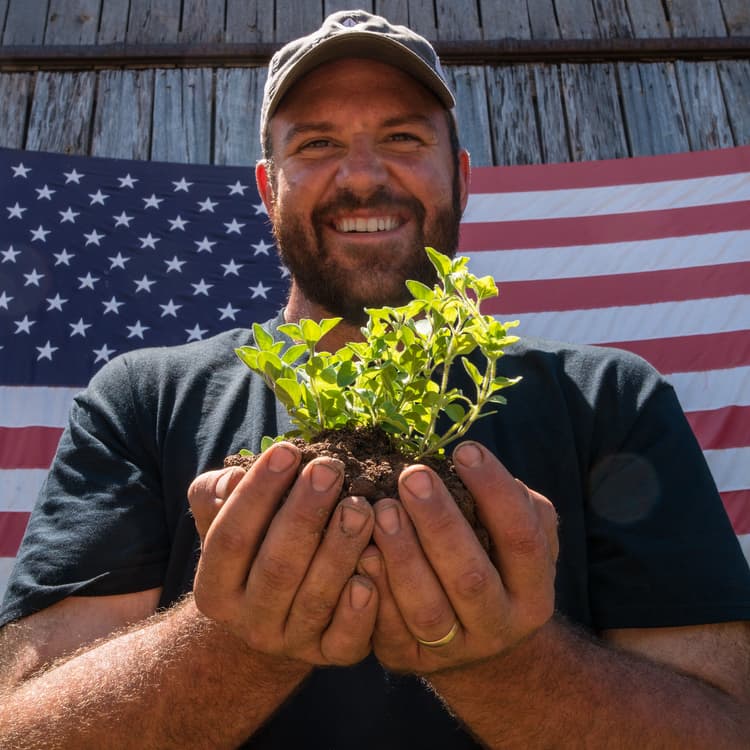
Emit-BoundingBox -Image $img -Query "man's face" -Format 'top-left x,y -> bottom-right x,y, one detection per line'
258,58 -> 470,326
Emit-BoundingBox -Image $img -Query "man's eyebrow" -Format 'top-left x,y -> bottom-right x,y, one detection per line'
381,114 -> 437,130
281,121 -> 337,148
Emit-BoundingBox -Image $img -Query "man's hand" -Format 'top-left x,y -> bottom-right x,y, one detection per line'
188,442 -> 378,667
361,441 -> 558,674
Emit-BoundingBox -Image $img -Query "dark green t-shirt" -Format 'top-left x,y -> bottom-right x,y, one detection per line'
3,314 -> 750,748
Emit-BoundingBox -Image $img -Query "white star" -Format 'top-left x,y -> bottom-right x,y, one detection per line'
23,269 -> 44,287
102,296 -> 124,315
0,291 -> 13,309
172,177 -> 193,192
168,215 -> 188,231
218,302 -> 240,321
252,239 -> 274,256
160,299 -> 182,317
53,249 -> 75,266
6,202 -> 26,219
14,315 -> 35,334
69,318 -> 92,337
221,259 -> 243,276
59,207 -> 79,223
139,233 -> 160,249
46,294 -> 68,311
191,278 -> 213,296
227,180 -> 248,195
250,280 -> 271,299
89,190 -> 109,206
108,252 -> 130,270
224,218 -> 245,234
30,225 -> 51,242
134,275 -> 156,293
84,229 -> 105,246
78,272 -> 100,290
185,324 -> 208,342
165,256 -> 186,273
12,163 -> 30,178
253,202 -> 268,215
278,263 -> 290,279
143,194 -> 164,209
63,168 -> 84,184
198,197 -> 218,212
194,236 -> 216,253
35,184 -> 56,200
113,211 -> 134,227
93,343 -> 116,363
118,173 -> 138,188
1,246 -> 21,263
127,320 -> 150,339
36,340 -> 58,361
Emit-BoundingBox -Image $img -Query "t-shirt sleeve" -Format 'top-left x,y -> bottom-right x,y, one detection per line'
0,355 -> 169,627
584,379 -> 750,629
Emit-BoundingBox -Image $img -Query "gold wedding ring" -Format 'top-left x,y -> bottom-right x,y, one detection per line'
415,621 -> 460,648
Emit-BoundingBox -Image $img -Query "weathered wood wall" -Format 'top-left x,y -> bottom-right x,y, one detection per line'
0,0 -> 748,167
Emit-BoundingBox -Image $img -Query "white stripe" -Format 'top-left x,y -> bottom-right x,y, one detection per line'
0,469 -> 47,512
737,534 -> 750,570
0,386 -> 79,428
669,367 -> 750,413
465,230 -> 750,282
0,557 -> 17,607
704,447 -> 750,493
464,172 -> 750,222
501,295 -> 750,345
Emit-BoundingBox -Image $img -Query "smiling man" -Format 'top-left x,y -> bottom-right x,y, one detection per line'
1,10 -> 750,750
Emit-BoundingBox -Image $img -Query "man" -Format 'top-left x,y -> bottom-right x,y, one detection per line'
1,10 -> 749,748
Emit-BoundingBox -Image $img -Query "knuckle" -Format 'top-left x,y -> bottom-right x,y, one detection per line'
207,523 -> 250,557
501,522 -> 545,558
412,605 -> 449,634
454,565 -> 492,601
294,591 -> 337,625
256,553 -> 301,593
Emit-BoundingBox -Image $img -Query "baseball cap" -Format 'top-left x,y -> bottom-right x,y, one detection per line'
260,10 -> 456,146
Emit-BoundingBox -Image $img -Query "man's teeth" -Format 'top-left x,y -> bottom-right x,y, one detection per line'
336,217 -> 399,233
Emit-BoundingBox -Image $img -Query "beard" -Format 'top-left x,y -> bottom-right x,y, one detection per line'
272,180 -> 463,326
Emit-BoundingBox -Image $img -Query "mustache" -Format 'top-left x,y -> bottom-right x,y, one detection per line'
312,187 -> 426,222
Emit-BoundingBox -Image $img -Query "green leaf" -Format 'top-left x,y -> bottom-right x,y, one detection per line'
461,357 -> 483,386
425,246 -> 452,278
405,279 -> 434,301
443,403 -> 465,423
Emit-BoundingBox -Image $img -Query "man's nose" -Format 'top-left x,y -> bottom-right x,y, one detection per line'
335,140 -> 388,193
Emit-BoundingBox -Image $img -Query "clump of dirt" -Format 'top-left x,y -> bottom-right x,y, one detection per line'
224,425 -> 489,551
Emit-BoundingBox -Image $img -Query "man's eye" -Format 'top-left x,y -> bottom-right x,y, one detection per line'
388,133 -> 419,142
301,139 -> 333,149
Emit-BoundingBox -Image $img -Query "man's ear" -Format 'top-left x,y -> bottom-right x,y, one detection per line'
255,160 -> 275,219
458,148 -> 471,213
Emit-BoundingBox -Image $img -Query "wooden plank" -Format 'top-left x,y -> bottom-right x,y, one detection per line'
151,68 -> 212,164
553,0 -> 599,39
404,0 -> 437,40
435,0 -> 480,41
527,0 -> 561,39
592,0 -> 634,38
44,0 -> 100,44
532,64 -> 571,163
325,0 -> 374,16
445,65 -> 493,166
91,70 -> 154,160
720,0 -> 750,35
0,1 -> 8,42
26,71 -> 95,155
373,1 -> 409,27
625,0 -> 669,37
214,67 -> 267,166
180,0 -> 225,44
618,62 -> 690,156
3,0 -> 49,44
718,60 -> 750,146
560,63 -> 629,160
0,73 -> 31,149
486,66 -> 542,165
477,0 -> 531,39
667,0 -> 727,37
274,0 -> 322,43
675,61 -> 735,149
126,0 -> 181,43
225,0 -> 274,42
97,0 -> 129,44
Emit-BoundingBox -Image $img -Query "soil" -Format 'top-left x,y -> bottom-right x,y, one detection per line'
224,425 -> 489,551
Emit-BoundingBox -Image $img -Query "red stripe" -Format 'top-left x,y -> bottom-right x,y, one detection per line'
483,262 -> 750,314
459,200 -> 750,251
686,406 -> 750,451
722,490 -> 750,536
469,145 -> 750,193
0,511 -> 30,556
0,427 -> 63,469
602,331 -> 750,374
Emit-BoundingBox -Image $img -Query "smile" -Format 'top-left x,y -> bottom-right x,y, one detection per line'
334,216 -> 400,233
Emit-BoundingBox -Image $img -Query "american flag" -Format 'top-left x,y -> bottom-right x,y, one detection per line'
1,145 -> 749,598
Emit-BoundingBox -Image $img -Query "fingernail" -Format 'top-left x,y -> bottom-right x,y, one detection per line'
311,461 -> 341,492
403,469 -> 432,500
455,442 -> 483,468
268,445 -> 297,473
376,503 -> 401,535
215,467 -> 243,499
350,577 -> 374,610
340,501 -> 369,535
359,552 -> 381,578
